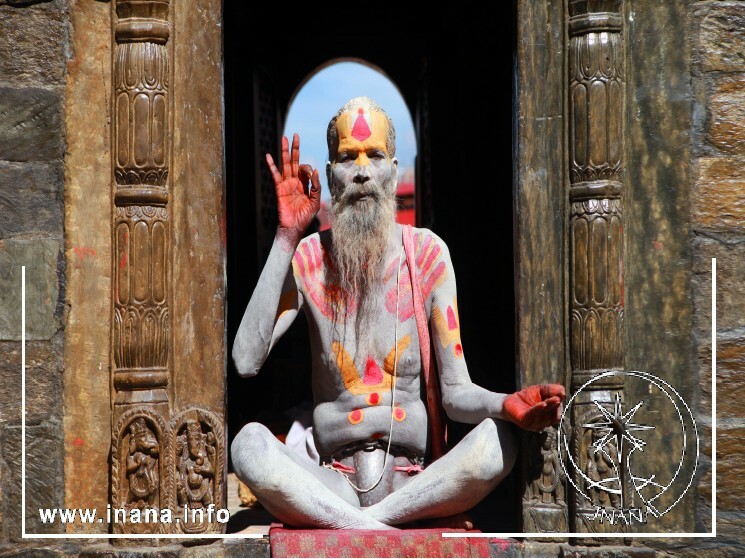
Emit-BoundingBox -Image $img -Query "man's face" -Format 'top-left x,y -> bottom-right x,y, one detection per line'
327,108 -> 398,204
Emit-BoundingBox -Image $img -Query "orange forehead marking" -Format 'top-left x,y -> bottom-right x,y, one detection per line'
336,111 -> 389,159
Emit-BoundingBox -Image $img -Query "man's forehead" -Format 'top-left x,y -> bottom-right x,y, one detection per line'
336,108 -> 389,152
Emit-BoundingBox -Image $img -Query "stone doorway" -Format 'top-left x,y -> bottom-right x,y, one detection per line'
223,2 -> 519,532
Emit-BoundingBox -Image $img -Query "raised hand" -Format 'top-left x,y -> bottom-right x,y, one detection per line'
266,133 -> 321,239
503,384 -> 566,432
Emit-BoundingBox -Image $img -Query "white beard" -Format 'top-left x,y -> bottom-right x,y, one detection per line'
329,176 -> 397,333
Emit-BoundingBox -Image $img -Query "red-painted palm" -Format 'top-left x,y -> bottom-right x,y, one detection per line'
503,384 -> 566,432
266,134 -> 321,236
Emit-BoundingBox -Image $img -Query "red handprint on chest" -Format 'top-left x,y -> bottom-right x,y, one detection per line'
292,237 -> 355,320
385,233 -> 447,320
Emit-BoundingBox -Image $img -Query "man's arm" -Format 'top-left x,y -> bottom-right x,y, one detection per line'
232,134 -> 321,377
427,232 -> 564,431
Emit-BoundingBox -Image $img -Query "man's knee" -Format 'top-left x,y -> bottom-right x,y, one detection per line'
468,419 -> 517,483
231,422 -> 277,486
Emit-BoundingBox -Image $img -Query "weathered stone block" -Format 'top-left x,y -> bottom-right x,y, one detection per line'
80,545 -> 183,558
1,420 -> 64,540
707,76 -> 745,156
0,88 -> 62,162
0,0 -> 67,85
0,541 -> 81,557
644,512 -> 745,556
0,162 -> 63,237
691,236 -> 745,335
698,427 -> 745,512
559,544 -> 655,558
0,238 -> 60,341
0,1 -> 54,6
695,3 -> 745,73
698,334 -> 745,419
0,336 -> 63,424
693,157 -> 745,233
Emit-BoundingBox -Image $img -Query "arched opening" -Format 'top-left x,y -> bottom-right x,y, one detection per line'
283,60 -> 417,229
224,4 -> 518,531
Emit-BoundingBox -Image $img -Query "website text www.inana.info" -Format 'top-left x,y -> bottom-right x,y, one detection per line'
39,505 -> 230,525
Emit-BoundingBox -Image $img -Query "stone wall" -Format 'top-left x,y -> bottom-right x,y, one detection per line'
0,0 -> 69,541
686,1 -> 745,556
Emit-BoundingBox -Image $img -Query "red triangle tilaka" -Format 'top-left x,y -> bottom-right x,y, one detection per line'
351,108 -> 372,141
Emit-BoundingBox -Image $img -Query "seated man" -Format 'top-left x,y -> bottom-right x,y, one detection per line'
231,97 -> 565,529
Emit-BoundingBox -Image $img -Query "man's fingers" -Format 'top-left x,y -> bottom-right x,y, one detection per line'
291,133 -> 300,178
266,154 -> 282,186
309,169 -> 322,209
539,384 -> 566,401
298,164 -> 313,196
281,136 -> 292,178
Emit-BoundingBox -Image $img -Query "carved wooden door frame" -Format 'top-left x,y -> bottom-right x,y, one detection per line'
517,0 -> 627,535
107,0 -> 227,534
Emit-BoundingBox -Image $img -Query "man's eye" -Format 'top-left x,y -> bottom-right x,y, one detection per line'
339,152 -> 355,162
368,150 -> 384,160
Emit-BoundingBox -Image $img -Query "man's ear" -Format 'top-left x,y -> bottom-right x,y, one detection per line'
325,161 -> 332,184
391,157 -> 399,186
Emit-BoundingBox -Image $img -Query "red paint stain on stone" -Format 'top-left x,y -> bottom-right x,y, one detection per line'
119,251 -> 128,269
652,240 -> 663,250
72,437 -> 84,447
73,246 -> 97,260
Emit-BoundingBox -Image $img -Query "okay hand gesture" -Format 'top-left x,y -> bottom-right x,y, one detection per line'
266,134 -> 321,238
503,384 -> 566,432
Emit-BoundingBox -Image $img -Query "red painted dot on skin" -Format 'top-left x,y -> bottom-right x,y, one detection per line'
393,407 -> 406,422
73,437 -> 84,447
348,409 -> 363,425
367,392 -> 381,406
454,343 -> 464,357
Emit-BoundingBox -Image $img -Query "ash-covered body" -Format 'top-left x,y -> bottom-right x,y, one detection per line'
230,97 -> 564,529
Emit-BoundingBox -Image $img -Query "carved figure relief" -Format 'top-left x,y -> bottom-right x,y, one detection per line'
523,428 -> 568,532
172,409 -> 225,533
126,418 -> 160,507
111,408 -> 172,534
526,428 -> 566,506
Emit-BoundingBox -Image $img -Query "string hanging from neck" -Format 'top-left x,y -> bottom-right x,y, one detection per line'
336,238 -> 405,494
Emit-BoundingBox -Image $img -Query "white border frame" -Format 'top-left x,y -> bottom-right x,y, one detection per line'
20,259 -> 718,540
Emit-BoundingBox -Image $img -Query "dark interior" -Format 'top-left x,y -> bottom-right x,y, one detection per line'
224,4 -> 518,531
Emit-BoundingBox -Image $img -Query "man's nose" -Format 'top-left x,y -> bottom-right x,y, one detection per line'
353,165 -> 371,184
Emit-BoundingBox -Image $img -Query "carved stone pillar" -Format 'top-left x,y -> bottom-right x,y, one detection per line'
566,0 -> 627,534
110,0 -> 173,534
